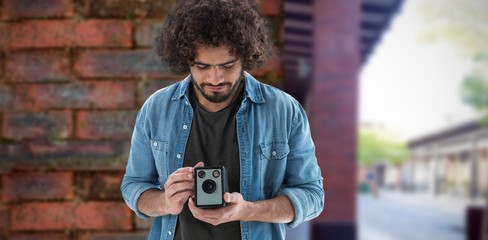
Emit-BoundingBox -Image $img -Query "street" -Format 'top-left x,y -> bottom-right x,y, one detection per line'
358,190 -> 477,240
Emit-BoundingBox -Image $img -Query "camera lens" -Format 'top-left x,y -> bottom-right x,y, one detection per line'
212,170 -> 220,178
202,179 -> 216,194
198,170 -> 206,178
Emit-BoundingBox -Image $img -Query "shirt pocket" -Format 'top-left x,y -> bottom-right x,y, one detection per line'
259,140 -> 290,198
259,140 -> 290,160
150,139 -> 169,186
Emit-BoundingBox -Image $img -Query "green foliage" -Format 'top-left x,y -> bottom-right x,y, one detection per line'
461,71 -> 488,125
418,0 -> 488,59
358,130 -> 410,165
419,0 -> 488,124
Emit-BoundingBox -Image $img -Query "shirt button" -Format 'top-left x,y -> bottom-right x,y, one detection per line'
272,151 -> 277,156
176,154 -> 181,159
183,124 -> 188,130
168,231 -> 172,235
153,142 -> 158,147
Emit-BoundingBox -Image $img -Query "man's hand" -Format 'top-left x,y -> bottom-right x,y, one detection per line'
162,162 -> 203,214
138,162 -> 204,217
188,193 -> 294,225
188,192 -> 250,225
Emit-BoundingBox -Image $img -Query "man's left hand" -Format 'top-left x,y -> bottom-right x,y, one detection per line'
188,192 -> 250,225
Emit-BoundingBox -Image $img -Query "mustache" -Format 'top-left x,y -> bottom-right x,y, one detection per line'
201,82 -> 231,87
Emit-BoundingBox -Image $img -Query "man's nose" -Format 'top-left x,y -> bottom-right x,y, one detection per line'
208,66 -> 224,84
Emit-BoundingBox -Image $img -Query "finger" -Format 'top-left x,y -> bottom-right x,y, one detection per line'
194,162 -> 204,167
166,181 -> 194,197
173,166 -> 195,174
188,202 -> 224,226
172,190 -> 194,203
165,172 -> 193,189
188,197 -> 197,212
166,187 -> 194,204
224,192 -> 231,203
224,192 -> 241,203
168,167 -> 194,183
169,172 -> 193,183
167,164 -> 200,185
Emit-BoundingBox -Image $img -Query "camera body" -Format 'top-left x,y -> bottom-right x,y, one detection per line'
194,166 -> 228,208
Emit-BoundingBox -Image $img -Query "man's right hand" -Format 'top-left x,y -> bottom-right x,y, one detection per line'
137,162 -> 204,217
162,162 -> 204,215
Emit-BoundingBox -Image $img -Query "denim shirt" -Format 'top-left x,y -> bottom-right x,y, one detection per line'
121,73 -> 324,240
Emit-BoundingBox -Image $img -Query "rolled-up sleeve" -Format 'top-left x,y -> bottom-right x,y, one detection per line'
278,100 -> 324,228
120,104 -> 160,219
280,179 -> 324,228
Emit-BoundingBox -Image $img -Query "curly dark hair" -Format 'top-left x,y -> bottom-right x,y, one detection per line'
157,0 -> 273,75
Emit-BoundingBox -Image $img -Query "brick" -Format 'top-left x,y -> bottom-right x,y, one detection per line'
75,172 -> 124,200
0,143 -> 17,173
13,140 -> 130,171
0,205 -> 9,233
77,232 -> 149,240
136,79 -> 177,105
77,0 -> 177,18
2,171 -> 74,202
0,24 -> 9,51
75,20 -> 132,48
11,202 -> 131,231
11,202 -> 75,231
8,20 -> 74,49
76,110 -> 137,140
135,20 -> 162,47
256,0 -> 282,16
74,50 -> 172,79
5,50 -> 72,83
7,20 -> 132,49
75,202 -> 132,230
2,0 -> 74,20
3,111 -> 72,140
0,53 -> 4,78
13,81 -> 135,111
0,84 -> 12,111
10,232 -> 71,240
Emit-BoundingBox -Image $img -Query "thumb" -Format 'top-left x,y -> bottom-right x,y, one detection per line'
194,162 -> 204,168
224,192 -> 239,203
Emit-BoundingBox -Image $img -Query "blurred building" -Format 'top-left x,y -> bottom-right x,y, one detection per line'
405,120 -> 488,199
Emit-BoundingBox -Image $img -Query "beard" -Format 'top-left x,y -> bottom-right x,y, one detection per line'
191,70 -> 244,103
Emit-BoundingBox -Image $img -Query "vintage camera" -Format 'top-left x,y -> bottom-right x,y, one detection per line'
194,166 -> 228,208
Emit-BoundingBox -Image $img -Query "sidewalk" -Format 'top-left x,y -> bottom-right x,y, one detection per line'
358,189 -> 484,240
376,189 -> 484,215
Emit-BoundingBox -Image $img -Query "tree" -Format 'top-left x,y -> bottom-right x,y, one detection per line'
358,129 -> 410,165
460,70 -> 488,125
418,0 -> 488,123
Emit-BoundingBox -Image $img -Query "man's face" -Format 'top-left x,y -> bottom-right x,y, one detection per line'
190,45 -> 243,107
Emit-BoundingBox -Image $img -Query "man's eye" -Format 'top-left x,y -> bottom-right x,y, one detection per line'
222,63 -> 234,69
196,64 -> 209,70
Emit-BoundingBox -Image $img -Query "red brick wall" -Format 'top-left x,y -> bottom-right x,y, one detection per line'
0,0 -> 282,238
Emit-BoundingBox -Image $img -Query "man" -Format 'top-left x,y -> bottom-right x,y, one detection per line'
121,0 -> 324,239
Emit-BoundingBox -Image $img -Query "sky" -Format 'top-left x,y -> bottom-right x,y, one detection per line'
359,0 -> 480,141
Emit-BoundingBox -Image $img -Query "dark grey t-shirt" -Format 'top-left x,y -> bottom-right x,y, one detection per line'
175,87 -> 242,240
